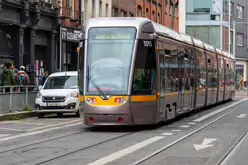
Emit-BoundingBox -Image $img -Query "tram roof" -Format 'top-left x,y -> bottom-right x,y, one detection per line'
86,17 -> 234,60
86,17 -> 151,29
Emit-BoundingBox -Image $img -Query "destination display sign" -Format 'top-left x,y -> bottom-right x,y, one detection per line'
89,28 -> 136,40
94,33 -> 132,39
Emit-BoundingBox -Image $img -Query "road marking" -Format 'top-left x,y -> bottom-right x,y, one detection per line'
131,101 -> 245,165
188,122 -> 196,125
0,127 -> 24,132
193,98 -> 248,122
0,122 -> 81,142
180,125 -> 190,128
87,136 -> 164,165
236,114 -> 247,118
26,119 -> 81,132
0,134 -> 9,138
193,138 -> 217,151
171,130 -> 181,132
161,133 -> 173,136
9,121 -> 48,126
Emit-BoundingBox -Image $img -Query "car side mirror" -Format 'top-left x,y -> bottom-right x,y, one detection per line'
38,85 -> 42,91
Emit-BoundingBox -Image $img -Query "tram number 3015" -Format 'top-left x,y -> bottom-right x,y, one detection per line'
143,41 -> 153,47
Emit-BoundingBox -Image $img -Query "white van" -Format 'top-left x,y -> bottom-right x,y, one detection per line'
35,71 -> 80,118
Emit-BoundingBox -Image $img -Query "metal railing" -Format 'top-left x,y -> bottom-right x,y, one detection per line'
0,85 -> 39,114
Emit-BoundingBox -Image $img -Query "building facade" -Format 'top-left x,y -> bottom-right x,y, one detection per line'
0,0 -> 60,85
59,0 -> 112,71
185,0 -> 248,82
135,0 -> 179,31
112,0 -> 135,17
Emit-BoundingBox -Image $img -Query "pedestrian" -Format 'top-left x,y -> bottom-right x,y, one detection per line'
10,62 -> 18,76
16,66 -> 30,86
1,62 -> 16,92
42,71 -> 49,85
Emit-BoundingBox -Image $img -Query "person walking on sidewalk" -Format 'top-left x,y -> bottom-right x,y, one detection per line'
42,71 -> 49,85
1,62 -> 16,92
16,66 -> 30,86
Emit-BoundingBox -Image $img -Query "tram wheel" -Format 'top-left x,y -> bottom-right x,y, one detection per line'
57,113 -> 63,117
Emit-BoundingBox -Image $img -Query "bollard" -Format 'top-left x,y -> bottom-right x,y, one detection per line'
25,86 -> 28,106
10,87 -> 12,112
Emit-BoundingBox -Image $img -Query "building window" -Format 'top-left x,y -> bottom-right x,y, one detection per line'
236,65 -> 244,79
92,0 -> 95,17
230,3 -> 234,16
112,7 -> 118,17
99,1 -> 102,16
237,33 -> 244,46
152,10 -> 155,20
170,5 -> 172,15
137,5 -> 142,16
146,8 -> 149,17
165,3 -> 168,13
237,5 -> 243,19
158,13 -> 160,23
106,3 -> 108,16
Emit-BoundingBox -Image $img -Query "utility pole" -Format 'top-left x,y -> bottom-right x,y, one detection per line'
171,0 -> 177,29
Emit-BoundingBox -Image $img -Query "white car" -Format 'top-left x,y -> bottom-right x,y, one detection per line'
35,71 -> 80,118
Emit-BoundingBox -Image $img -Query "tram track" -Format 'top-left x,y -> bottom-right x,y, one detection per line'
29,101 -> 247,165
218,131 -> 248,165
0,125 -> 139,154
130,102 -> 247,165
33,130 -> 140,165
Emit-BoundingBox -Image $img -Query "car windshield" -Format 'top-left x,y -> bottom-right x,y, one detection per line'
43,76 -> 78,89
86,27 -> 136,95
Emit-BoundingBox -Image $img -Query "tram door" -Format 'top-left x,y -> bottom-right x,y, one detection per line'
158,54 -> 166,119
178,47 -> 194,111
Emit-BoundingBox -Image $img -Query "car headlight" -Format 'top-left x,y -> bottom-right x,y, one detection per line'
36,92 -> 42,98
67,91 -> 78,98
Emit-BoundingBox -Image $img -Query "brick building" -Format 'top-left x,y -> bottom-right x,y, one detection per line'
112,0 -> 135,17
112,0 -> 179,31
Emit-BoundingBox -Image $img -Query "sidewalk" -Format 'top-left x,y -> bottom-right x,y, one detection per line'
235,90 -> 248,97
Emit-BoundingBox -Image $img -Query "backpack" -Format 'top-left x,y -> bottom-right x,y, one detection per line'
18,74 -> 26,86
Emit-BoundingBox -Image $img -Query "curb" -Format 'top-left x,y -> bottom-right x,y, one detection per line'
0,111 -> 37,121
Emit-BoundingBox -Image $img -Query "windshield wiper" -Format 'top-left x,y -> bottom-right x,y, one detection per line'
87,65 -> 108,100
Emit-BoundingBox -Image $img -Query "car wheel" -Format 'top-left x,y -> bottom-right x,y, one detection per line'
37,113 -> 44,118
76,110 -> 80,117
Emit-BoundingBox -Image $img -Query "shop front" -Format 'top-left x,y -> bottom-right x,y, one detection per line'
60,27 -> 82,71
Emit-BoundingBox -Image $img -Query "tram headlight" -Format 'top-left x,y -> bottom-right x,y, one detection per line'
87,98 -> 97,104
115,98 -> 126,105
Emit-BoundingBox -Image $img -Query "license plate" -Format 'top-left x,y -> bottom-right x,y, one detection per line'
46,103 -> 59,106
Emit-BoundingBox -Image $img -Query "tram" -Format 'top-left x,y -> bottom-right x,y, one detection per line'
77,17 -> 235,126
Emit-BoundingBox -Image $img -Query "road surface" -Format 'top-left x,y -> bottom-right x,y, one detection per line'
0,97 -> 247,165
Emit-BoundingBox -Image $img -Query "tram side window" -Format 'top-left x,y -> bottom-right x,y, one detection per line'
225,62 -> 229,86
78,41 -> 85,95
230,62 -> 235,86
196,49 -> 206,89
212,54 -> 218,88
164,44 -> 178,92
164,50 -> 173,92
132,40 -> 156,95
207,58 -> 212,87
218,56 -> 224,86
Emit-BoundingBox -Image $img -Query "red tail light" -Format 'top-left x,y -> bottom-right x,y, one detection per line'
118,117 -> 124,123
90,117 -> 95,122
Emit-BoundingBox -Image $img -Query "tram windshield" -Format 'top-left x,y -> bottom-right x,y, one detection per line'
86,27 -> 136,95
